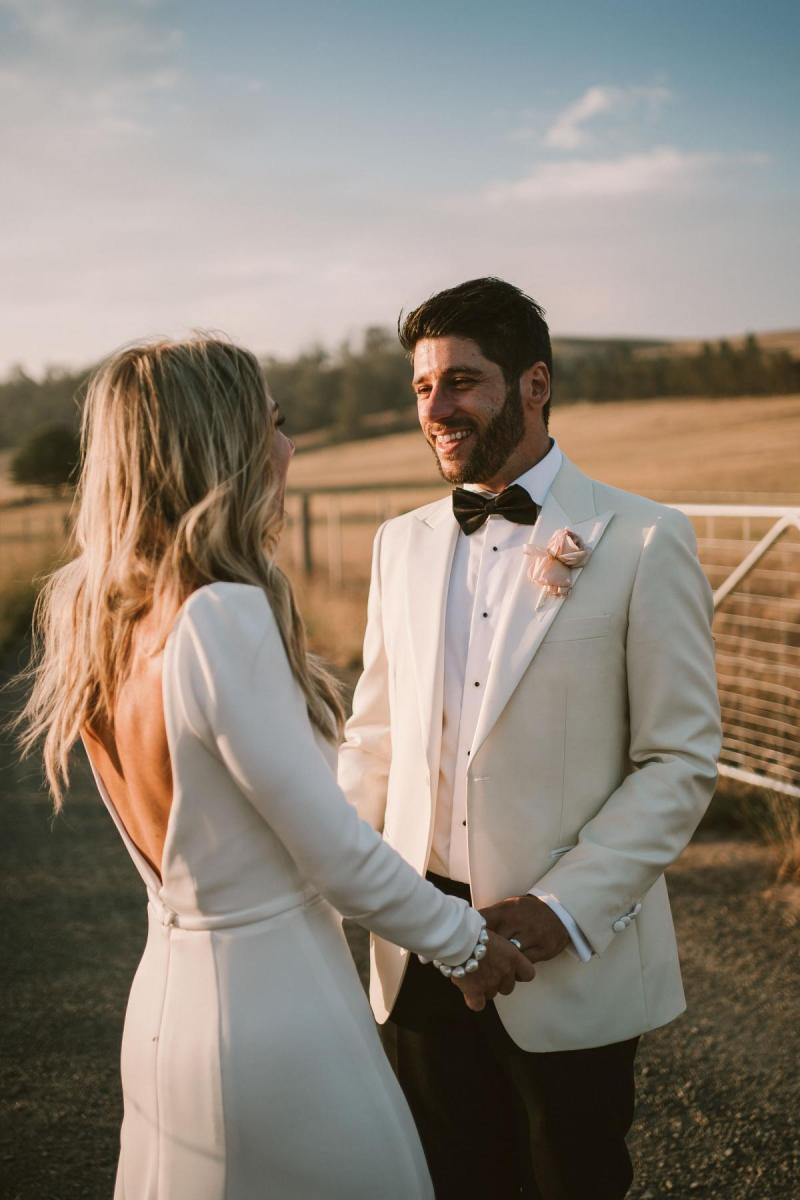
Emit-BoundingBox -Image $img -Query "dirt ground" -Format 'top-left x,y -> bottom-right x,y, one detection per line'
2,712 -> 798,1199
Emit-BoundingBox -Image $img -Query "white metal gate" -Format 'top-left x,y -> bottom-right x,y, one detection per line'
676,505 -> 800,798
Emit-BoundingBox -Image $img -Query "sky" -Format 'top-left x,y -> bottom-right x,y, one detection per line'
1,0 -> 798,375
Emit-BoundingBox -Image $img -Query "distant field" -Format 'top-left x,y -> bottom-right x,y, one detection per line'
283,393 -> 800,677
288,393 -> 800,499
2,393 -> 799,671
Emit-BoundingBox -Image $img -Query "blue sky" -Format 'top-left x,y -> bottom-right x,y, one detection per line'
1,0 -> 798,374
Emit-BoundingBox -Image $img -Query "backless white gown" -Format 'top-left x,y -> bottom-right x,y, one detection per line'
87,582 -> 482,1199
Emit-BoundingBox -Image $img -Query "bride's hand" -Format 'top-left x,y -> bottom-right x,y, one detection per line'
448,931 -> 535,1012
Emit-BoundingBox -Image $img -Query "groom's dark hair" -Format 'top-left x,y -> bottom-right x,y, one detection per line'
397,276 -> 552,428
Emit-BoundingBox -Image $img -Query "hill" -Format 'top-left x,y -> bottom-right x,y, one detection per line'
289,393 -> 800,501
635,329 -> 800,361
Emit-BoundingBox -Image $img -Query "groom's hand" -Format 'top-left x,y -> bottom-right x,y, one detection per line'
480,895 -> 570,964
449,931 -> 535,1012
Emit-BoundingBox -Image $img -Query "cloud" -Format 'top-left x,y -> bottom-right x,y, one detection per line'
0,0 -> 184,121
0,0 -> 186,196
482,147 -> 765,205
543,84 -> 671,150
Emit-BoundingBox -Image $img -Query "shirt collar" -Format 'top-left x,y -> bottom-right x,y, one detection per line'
463,438 -> 563,504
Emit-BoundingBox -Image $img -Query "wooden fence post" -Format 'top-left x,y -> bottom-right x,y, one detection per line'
299,493 -> 313,575
327,497 -> 342,587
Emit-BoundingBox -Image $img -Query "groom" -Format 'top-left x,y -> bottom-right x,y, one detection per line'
338,277 -> 721,1199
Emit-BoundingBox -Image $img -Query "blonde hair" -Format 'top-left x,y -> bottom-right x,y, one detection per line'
16,334 -> 344,808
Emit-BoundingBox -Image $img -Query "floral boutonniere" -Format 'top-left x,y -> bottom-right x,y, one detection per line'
523,528 -> 591,609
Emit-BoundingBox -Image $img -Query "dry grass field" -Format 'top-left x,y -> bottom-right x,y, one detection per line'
279,394 -> 800,669
3,394 -> 799,671
288,393 -> 800,498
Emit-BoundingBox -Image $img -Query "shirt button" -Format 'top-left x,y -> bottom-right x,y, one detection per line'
492,546 -> 498,552
474,681 -> 480,687
482,612 -> 488,618
462,820 -> 467,827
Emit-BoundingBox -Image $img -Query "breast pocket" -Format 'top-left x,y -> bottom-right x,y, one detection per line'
544,614 -> 611,643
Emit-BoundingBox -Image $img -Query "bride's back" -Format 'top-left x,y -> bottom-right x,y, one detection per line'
83,615 -> 173,880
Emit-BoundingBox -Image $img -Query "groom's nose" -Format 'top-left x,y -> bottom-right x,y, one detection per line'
420,380 -> 455,423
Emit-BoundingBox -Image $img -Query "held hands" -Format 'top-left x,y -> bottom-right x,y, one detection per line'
448,930 -> 535,1012
446,895 -> 569,1013
480,894 -> 570,965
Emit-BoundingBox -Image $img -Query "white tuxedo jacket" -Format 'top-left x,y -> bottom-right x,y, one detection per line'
338,455 -> 721,1052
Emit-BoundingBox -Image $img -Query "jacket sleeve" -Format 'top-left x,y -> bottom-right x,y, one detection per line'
532,509 -> 722,956
173,581 -> 482,964
337,522 -> 392,831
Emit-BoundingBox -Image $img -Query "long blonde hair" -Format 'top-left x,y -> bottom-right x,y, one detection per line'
16,334 -> 344,808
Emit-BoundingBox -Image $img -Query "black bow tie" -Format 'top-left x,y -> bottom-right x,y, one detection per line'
452,484 -> 541,535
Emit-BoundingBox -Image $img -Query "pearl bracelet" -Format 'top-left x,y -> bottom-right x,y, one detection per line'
418,923 -> 489,979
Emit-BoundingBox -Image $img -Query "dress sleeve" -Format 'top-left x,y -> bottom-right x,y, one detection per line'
171,582 -> 483,964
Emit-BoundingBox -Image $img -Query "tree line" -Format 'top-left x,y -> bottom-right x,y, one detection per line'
2,330 -> 798,463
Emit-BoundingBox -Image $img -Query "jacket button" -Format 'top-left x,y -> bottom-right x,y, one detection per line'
612,919 -> 626,933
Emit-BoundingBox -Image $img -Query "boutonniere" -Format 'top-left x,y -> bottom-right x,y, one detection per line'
523,528 -> 591,609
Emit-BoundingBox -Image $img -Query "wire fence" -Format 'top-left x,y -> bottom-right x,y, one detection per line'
676,504 -> 800,798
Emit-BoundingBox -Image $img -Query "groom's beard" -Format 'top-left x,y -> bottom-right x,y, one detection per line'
430,380 -> 525,486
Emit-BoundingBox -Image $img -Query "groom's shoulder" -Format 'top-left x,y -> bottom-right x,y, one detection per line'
594,478 -> 684,523
579,464 -> 691,534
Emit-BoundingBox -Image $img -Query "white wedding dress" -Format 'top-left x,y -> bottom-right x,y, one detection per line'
87,582 -> 481,1200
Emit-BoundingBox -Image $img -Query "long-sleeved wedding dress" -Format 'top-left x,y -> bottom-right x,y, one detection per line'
86,582 -> 482,1199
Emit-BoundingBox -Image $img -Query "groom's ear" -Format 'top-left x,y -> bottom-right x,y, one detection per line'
520,362 -> 550,425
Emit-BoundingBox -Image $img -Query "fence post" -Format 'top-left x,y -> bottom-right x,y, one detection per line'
298,492 -> 313,575
327,497 -> 342,587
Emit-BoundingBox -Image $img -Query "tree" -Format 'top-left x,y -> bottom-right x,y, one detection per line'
11,425 -> 80,492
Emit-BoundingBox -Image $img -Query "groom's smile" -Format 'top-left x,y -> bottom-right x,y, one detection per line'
413,336 -> 512,484
412,334 -> 550,490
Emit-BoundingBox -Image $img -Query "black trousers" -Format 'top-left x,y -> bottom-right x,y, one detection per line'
381,873 -> 639,1200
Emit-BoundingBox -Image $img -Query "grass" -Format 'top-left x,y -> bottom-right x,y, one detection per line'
0,548 -> 62,657
289,393 -> 800,499
749,792 -> 800,884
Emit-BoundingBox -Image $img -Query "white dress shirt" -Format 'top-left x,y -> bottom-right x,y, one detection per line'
429,439 -> 592,962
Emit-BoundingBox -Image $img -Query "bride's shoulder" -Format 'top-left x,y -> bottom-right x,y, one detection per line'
173,582 -> 276,652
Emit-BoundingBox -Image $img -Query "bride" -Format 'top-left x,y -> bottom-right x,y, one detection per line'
16,335 -> 531,1199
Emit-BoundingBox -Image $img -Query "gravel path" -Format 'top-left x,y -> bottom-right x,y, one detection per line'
626,837 -> 799,1199
2,722 -> 798,1200
344,836 -> 799,1199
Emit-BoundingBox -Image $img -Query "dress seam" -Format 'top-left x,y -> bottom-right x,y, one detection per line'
154,929 -> 173,1200
210,933 -> 228,1200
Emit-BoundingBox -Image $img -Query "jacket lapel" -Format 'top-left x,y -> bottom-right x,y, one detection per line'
405,499 -> 460,782
469,459 -> 614,760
